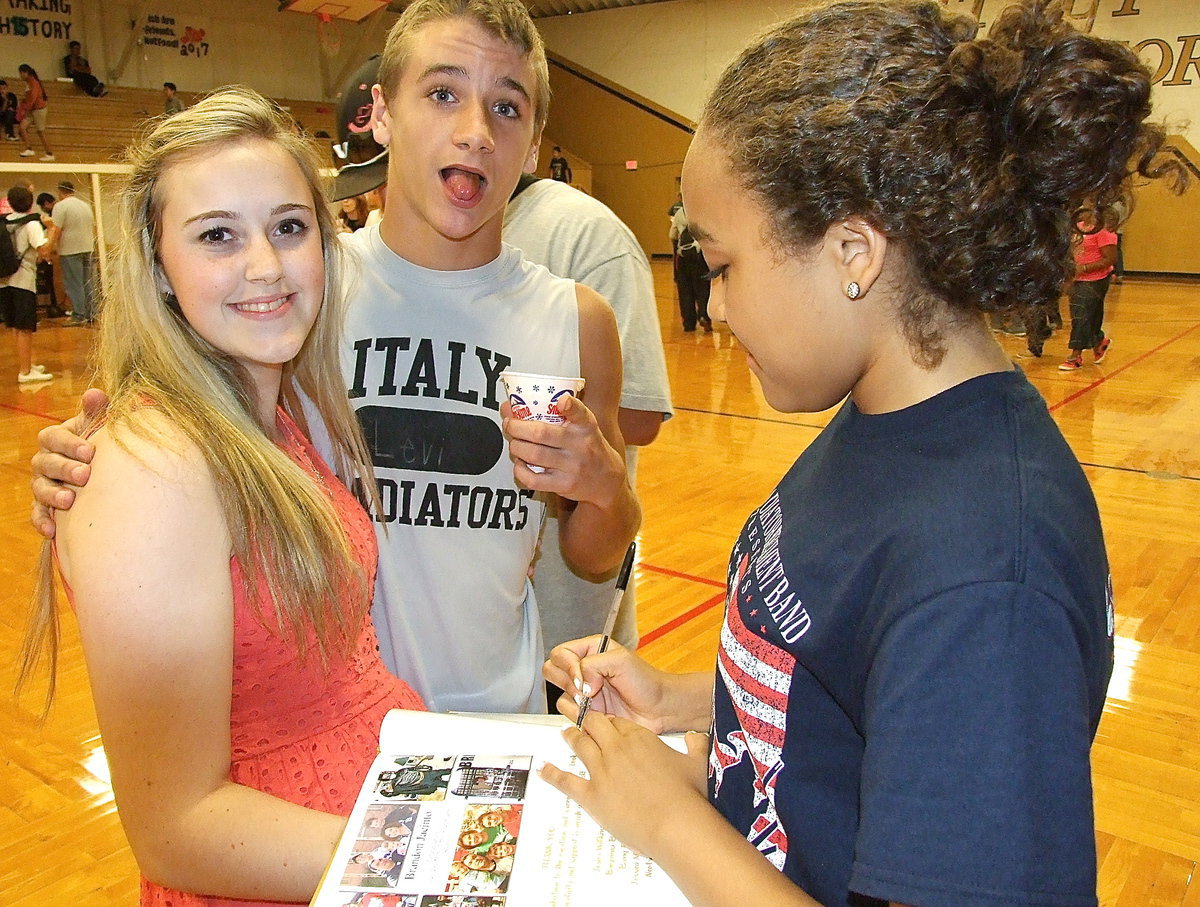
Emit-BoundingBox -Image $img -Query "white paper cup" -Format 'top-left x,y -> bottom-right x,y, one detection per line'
500,371 -> 586,472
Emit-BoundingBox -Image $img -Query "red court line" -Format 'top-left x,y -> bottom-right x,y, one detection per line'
1048,320 -> 1200,412
638,561 -> 726,588
0,400 -> 63,421
639,591 -> 727,649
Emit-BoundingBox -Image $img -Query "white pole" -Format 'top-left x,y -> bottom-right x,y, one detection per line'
90,170 -> 108,296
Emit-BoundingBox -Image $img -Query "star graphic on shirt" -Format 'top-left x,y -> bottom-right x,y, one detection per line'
749,609 -> 758,616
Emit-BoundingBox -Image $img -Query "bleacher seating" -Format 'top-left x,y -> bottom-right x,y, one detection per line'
0,78 -> 338,164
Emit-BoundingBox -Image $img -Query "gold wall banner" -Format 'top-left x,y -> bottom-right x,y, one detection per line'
940,1 -> 1200,274
136,8 -> 215,91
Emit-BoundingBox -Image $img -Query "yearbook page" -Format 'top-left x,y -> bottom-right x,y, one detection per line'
310,709 -> 691,907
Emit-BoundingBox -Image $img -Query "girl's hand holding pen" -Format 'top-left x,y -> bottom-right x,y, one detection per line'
543,637 -> 672,734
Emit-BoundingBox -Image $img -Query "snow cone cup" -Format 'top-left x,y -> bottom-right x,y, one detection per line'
500,371 -> 586,472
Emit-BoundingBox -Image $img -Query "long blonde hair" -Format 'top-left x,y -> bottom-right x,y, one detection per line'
18,87 -> 382,713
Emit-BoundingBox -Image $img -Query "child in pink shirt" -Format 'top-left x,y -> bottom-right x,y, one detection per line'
1060,212 -> 1118,371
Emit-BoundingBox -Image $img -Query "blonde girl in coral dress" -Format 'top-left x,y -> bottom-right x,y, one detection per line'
18,87 -> 424,906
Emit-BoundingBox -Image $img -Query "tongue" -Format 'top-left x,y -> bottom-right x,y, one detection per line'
445,168 -> 483,201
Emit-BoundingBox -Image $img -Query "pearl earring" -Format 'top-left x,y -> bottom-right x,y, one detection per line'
845,282 -> 862,300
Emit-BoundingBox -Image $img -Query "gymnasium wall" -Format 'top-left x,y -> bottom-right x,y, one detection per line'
539,0 -> 1200,272
3,1 -> 1195,269
540,56 -> 693,258
0,0 -> 382,102
6,1 -> 1195,136
538,1 -> 1200,146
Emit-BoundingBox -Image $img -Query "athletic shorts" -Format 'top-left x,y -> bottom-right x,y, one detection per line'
28,106 -> 47,131
0,285 -> 37,331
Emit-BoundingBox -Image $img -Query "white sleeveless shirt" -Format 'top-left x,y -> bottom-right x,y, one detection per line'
329,228 -> 580,713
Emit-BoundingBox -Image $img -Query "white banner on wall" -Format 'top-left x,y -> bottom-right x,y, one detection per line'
539,0 -> 1200,152
139,9 -> 214,88
142,10 -> 211,62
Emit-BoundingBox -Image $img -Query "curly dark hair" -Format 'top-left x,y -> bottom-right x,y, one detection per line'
700,0 -> 1186,365
7,184 -> 33,213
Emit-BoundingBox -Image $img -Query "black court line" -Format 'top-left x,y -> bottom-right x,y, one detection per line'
673,404 -> 826,431
1078,461 -> 1200,483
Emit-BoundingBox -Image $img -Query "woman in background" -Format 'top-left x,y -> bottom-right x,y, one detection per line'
337,193 -> 371,233
1059,204 -> 1119,370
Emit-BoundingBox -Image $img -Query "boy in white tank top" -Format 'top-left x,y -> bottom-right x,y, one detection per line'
345,0 -> 639,712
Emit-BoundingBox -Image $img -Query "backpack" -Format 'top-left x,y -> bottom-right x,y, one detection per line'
0,213 -> 42,278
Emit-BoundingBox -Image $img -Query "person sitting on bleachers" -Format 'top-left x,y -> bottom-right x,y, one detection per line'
62,41 -> 106,98
163,82 -> 185,116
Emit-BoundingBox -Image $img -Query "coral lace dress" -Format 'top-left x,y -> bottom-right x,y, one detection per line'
137,410 -> 425,906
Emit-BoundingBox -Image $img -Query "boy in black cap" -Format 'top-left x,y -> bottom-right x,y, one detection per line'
330,56 -> 389,205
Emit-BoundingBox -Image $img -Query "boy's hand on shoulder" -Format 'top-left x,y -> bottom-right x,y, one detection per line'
30,388 -> 108,538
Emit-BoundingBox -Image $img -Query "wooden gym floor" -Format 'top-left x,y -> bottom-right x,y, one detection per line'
2,261 -> 1199,903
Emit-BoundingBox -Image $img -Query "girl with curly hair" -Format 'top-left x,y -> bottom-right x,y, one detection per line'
542,2 -> 1184,905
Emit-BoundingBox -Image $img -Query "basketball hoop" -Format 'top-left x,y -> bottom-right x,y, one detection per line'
316,12 -> 343,58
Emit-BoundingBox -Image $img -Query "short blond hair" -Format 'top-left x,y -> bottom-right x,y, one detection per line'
377,0 -> 550,131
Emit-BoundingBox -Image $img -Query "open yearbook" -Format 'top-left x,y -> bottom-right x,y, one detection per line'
310,709 -> 692,907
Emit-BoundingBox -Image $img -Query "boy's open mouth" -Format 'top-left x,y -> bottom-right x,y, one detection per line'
442,167 -> 485,202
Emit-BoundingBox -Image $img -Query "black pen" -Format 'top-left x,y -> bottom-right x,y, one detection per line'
575,541 -> 637,729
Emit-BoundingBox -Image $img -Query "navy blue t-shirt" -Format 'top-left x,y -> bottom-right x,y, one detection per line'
709,369 -> 1113,907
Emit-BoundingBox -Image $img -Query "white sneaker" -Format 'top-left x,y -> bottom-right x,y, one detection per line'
31,364 -> 48,375
19,148 -> 35,157
39,153 -> 55,162
18,369 -> 53,383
